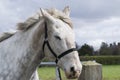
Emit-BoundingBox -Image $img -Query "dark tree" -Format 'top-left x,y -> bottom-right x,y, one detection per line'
78,44 -> 94,56
99,42 -> 120,55
99,42 -> 111,55
118,43 -> 120,55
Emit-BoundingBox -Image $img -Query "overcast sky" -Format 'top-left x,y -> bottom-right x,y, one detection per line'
0,0 -> 120,50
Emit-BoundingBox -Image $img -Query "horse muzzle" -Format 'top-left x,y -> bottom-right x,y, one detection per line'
65,70 -> 81,79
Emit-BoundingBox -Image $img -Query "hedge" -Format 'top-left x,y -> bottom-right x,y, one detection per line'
80,56 -> 120,65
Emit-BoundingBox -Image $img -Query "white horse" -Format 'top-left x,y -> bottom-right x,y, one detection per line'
0,7 -> 82,80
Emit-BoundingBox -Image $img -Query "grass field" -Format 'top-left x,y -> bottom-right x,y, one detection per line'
38,65 -> 120,80
103,65 -> 120,80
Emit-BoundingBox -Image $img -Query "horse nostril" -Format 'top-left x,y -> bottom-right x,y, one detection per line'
70,67 -> 75,72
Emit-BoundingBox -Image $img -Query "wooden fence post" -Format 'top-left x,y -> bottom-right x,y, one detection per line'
78,61 -> 102,80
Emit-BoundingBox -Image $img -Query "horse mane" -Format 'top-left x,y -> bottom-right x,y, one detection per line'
0,32 -> 16,42
0,8 -> 73,42
17,8 -> 73,31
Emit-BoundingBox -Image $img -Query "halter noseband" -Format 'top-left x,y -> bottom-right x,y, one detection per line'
42,22 -> 77,64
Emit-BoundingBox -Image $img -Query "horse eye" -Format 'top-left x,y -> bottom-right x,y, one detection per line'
54,35 -> 61,40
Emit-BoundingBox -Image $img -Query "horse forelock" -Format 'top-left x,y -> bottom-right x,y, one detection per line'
17,8 -> 73,31
46,8 -> 73,28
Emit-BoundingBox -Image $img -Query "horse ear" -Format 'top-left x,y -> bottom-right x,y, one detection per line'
40,8 -> 55,23
63,6 -> 70,16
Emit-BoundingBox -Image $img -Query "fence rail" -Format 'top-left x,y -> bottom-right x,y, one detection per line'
40,62 -> 56,67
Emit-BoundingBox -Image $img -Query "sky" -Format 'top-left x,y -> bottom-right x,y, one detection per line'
0,0 -> 120,50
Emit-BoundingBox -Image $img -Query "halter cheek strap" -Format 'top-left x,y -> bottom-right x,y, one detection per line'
42,21 -> 58,60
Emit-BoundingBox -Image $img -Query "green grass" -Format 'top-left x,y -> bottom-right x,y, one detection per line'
37,67 -> 76,80
38,67 -> 56,80
38,65 -> 120,80
103,65 -> 120,80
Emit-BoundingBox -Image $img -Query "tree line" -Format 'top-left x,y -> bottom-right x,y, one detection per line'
77,42 -> 120,56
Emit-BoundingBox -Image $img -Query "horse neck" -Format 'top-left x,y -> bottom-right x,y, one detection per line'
0,20 -> 45,80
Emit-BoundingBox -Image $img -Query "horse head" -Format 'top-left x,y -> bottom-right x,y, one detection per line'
41,7 -> 82,79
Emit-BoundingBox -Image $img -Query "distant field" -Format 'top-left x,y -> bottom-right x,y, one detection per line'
38,65 -> 120,80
